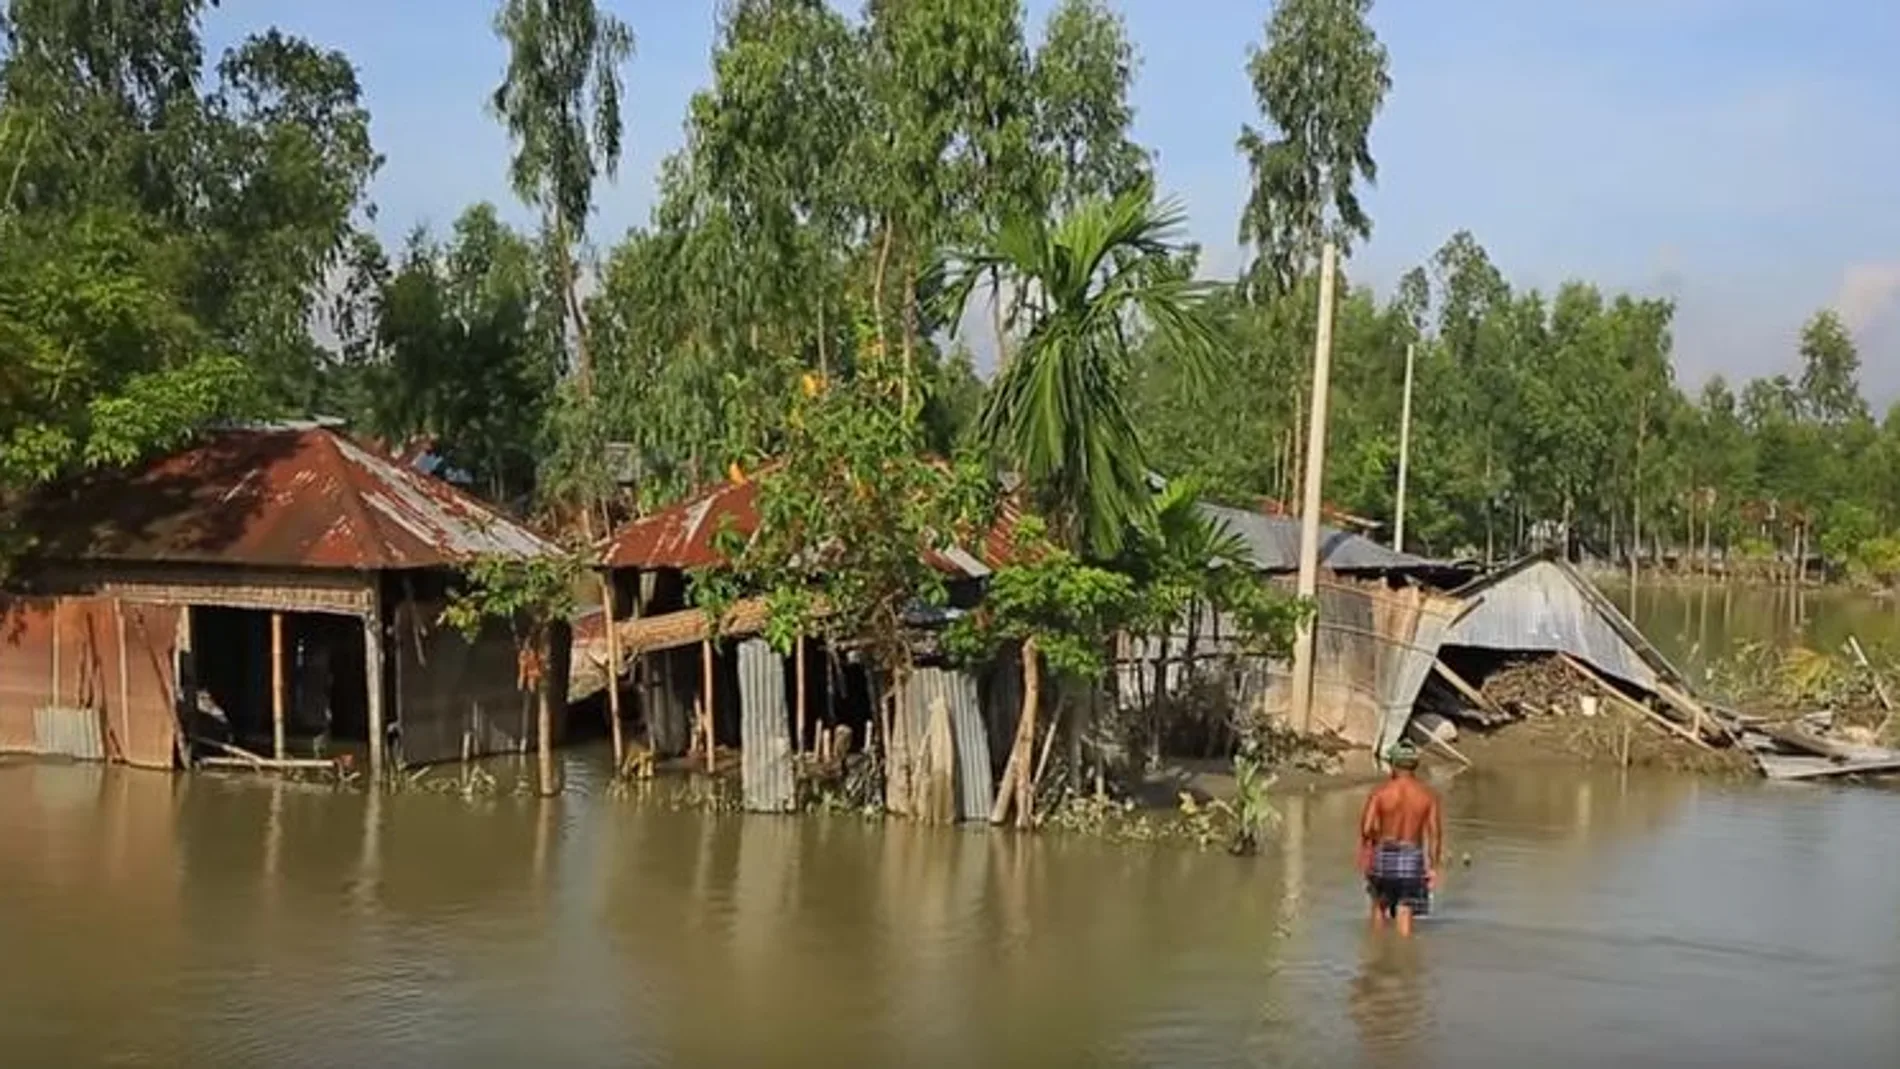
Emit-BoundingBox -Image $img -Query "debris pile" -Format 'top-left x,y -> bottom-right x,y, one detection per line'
1478,658 -> 1579,720
1738,710 -> 1900,781
1419,653 -> 1754,775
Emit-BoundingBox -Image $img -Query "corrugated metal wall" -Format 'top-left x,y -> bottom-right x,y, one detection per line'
904,667 -> 993,822
393,599 -> 537,764
737,639 -> 794,812
0,596 -> 180,768
1115,577 -> 1459,748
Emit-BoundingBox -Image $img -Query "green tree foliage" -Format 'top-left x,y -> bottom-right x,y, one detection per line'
1236,0 -> 1390,298
1029,0 -> 1150,213
1136,222 -> 1900,583
940,186 -> 1215,559
329,205 -> 561,503
491,0 -> 633,520
0,0 -> 377,547
686,323 -> 994,676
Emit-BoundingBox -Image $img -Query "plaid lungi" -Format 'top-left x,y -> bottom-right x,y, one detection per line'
1366,841 -> 1430,917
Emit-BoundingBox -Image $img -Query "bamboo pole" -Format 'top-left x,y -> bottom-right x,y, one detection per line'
271,611 -> 286,760
1289,242 -> 1339,735
115,601 -> 131,765
1558,653 -> 1712,751
599,576 -> 626,770
794,636 -> 808,756
700,638 -> 716,774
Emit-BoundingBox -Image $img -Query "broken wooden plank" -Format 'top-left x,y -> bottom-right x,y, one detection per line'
1432,660 -> 1508,720
1756,722 -> 1864,762
1757,751 -> 1900,781
1405,718 -> 1473,767
1557,653 -> 1714,752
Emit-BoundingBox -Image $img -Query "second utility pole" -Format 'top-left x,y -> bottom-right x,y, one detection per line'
1290,243 -> 1339,735
1394,341 -> 1416,554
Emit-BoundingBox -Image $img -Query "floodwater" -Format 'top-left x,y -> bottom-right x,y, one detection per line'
1605,579 -> 1900,677
4,754 -> 1898,1068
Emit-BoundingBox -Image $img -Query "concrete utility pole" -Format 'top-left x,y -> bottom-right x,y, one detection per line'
1394,341 -> 1416,554
1290,243 -> 1339,735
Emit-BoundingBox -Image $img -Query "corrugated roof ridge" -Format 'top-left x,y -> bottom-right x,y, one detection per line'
316,427 -> 405,569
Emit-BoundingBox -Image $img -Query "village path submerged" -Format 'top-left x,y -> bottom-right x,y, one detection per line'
3,753 -> 1896,1068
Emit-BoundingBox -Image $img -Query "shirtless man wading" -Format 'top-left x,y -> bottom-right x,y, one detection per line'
1357,740 -> 1442,937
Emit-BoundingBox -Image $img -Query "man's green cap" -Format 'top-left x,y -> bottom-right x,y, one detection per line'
1385,739 -> 1421,767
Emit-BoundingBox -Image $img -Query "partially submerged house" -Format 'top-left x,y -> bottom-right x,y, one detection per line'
0,422 -> 563,773
1116,498 -> 1478,754
580,472 -> 1018,818
1436,554 -> 1691,695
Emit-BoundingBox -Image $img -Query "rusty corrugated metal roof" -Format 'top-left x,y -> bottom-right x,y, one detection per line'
599,466 -> 1020,576
20,425 -> 555,570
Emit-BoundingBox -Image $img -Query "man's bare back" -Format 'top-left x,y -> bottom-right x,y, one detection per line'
1362,776 -> 1438,848
1358,748 -> 1442,937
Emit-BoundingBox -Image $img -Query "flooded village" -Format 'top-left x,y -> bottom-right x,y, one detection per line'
8,420 -> 1893,810
8,0 -> 1900,1065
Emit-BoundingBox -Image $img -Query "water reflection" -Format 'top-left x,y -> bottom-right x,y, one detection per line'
1347,933 -> 1433,1068
4,759 -> 1900,1067
1607,580 -> 1900,678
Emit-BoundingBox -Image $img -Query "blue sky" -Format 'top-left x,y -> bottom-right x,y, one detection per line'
207,1 -> 1900,399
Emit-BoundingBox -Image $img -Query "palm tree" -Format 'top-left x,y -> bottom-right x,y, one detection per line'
939,185 -> 1216,559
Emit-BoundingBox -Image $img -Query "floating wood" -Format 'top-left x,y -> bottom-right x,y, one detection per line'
193,736 -> 341,773
1557,653 -> 1713,751
1758,752 -> 1900,781
198,755 -> 343,773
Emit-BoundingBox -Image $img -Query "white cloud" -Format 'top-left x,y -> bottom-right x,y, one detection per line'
1833,262 -> 1900,334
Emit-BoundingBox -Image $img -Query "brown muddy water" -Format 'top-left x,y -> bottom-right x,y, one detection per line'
1605,580 -> 1900,676
4,752 -> 1898,1068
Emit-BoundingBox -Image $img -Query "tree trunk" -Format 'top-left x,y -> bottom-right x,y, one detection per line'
900,253 -> 920,410
816,300 -> 829,380
1016,645 -> 1043,830
1710,497 -> 1725,581
871,222 -> 893,361
990,639 -> 1040,826
990,267 -> 1011,372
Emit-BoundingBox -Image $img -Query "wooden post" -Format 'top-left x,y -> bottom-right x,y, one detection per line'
115,601 -> 131,765
599,575 -> 626,771
1394,340 -> 1415,554
794,636 -> 808,755
1290,242 -> 1339,734
271,611 -> 286,760
536,625 -> 557,797
50,597 -> 61,708
700,638 -> 716,774
363,609 -> 386,780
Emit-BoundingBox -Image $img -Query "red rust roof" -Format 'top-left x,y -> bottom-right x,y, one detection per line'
21,424 -> 555,570
599,468 -> 1022,576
